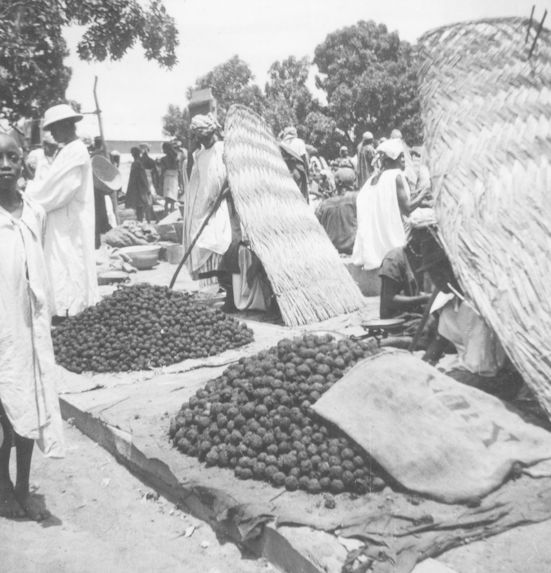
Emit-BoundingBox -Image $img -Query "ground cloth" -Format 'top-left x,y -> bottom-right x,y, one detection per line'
59,347 -> 551,573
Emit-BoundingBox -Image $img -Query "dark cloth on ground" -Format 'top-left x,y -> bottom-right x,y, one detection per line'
315,191 -> 357,254
445,366 -> 523,402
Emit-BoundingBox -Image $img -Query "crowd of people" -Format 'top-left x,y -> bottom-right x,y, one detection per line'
306,130 -> 432,203
272,122 -> 520,403
124,140 -> 187,221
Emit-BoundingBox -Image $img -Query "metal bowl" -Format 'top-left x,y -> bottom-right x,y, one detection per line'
118,245 -> 161,270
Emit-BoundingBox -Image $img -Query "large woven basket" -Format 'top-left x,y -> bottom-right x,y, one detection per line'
223,105 -> 366,326
418,18 -> 551,416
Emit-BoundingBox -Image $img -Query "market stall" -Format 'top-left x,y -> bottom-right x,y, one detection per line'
52,18 -> 551,573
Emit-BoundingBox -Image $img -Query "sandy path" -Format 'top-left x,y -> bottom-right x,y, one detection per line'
0,422 -> 276,573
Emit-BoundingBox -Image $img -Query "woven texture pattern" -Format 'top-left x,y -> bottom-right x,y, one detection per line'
418,18 -> 551,416
224,105 -> 365,326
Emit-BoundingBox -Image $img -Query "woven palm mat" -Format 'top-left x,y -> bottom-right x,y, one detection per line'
223,104 -> 365,327
417,17 -> 551,417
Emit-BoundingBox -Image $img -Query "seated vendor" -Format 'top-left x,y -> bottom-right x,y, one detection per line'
420,234 -> 522,401
379,233 -> 431,319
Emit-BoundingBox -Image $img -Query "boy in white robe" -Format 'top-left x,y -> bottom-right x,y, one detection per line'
0,133 -> 65,521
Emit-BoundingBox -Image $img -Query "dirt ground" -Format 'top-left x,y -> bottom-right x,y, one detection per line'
0,422 -> 276,573
439,519 -> 551,573
3,424 -> 551,573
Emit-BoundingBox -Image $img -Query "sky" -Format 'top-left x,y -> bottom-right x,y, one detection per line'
64,0 -> 545,140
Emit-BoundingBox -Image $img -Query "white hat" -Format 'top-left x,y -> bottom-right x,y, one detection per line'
377,139 -> 404,161
43,104 -> 83,129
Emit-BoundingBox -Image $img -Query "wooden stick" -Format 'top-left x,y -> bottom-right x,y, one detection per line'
525,5 -> 535,44
409,289 -> 439,352
528,9 -> 548,59
168,186 -> 228,289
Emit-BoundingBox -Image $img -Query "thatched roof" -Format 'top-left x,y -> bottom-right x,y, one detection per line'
223,105 -> 366,326
418,17 -> 551,416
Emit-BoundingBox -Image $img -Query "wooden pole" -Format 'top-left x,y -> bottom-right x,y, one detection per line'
93,76 -> 106,155
525,5 -> 535,44
528,9 -> 548,59
92,75 -> 119,224
169,186 -> 227,289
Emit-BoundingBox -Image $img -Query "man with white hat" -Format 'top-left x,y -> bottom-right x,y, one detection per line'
26,104 -> 99,318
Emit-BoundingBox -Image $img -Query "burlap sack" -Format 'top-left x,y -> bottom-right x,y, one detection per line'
313,350 -> 551,503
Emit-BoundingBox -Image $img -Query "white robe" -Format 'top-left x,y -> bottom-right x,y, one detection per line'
352,168 -> 410,271
437,297 -> 506,377
27,139 -> 99,316
0,196 -> 65,457
182,141 -> 231,278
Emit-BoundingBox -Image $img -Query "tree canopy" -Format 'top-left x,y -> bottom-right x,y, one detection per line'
313,20 -> 422,145
191,55 -> 264,124
263,56 -> 314,135
163,19 -> 423,155
164,55 -> 318,144
162,103 -> 190,142
0,0 -> 178,121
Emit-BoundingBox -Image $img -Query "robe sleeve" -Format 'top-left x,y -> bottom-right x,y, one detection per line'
27,165 -> 83,213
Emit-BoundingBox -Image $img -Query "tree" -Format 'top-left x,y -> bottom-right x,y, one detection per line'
313,20 -> 423,145
164,56 -> 265,142
264,56 -> 314,135
162,104 -> 190,142
302,110 -> 339,158
191,55 -> 265,124
0,0 -> 178,121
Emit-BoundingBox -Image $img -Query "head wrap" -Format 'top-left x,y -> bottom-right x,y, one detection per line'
390,129 -> 403,140
190,114 -> 219,137
282,126 -> 298,140
362,131 -> 374,142
377,139 -> 404,161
